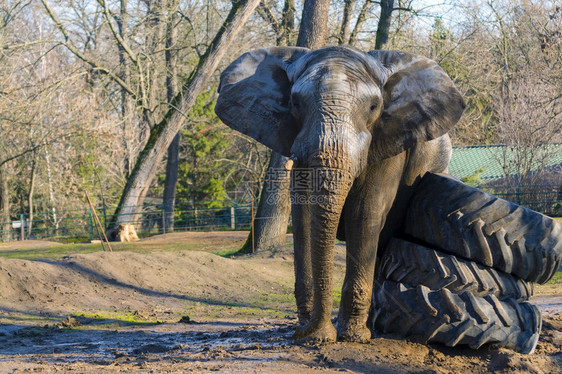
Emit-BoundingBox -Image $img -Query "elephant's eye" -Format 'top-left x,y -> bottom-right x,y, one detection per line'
370,100 -> 380,113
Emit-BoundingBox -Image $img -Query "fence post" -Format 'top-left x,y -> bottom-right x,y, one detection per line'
20,214 -> 24,241
88,208 -> 93,241
230,205 -> 235,230
162,203 -> 166,235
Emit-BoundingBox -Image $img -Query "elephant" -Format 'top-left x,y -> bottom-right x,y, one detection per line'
215,46 -> 465,343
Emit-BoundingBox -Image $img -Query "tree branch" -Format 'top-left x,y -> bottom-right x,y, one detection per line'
39,0 -> 136,96
97,0 -> 139,65
256,1 -> 281,36
0,137 -> 59,168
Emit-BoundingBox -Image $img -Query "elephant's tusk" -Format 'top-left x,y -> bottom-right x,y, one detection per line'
285,155 -> 297,171
285,158 -> 294,171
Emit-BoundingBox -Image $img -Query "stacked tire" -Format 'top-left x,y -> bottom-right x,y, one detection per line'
371,173 -> 562,354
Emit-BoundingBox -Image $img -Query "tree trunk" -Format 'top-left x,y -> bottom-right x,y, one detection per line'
44,145 -> 59,235
117,0 -> 136,177
374,0 -> 394,50
296,0 -> 331,50
163,0 -> 180,232
349,0 -> 373,46
0,165 -> 10,242
111,0 -> 261,226
241,152 -> 291,252
338,0 -> 355,45
27,154 -> 36,237
145,0 -> 167,127
163,134 -> 180,230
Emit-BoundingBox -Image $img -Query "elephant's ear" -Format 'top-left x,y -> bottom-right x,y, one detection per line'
215,47 -> 309,157
367,50 -> 465,160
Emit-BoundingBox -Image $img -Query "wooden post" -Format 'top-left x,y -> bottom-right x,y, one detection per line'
85,191 -> 113,252
251,180 -> 255,253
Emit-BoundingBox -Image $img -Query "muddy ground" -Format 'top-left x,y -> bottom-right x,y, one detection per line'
0,232 -> 560,373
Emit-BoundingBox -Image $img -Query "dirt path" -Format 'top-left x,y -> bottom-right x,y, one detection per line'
0,232 -> 560,373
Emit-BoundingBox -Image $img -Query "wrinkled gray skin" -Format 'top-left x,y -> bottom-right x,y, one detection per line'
215,46 -> 465,343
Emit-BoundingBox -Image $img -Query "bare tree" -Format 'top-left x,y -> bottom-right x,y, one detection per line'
495,72 -> 562,187
111,0 -> 261,227
163,0 -> 180,231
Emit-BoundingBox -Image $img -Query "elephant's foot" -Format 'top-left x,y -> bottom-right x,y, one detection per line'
292,319 -> 337,344
337,319 -> 371,342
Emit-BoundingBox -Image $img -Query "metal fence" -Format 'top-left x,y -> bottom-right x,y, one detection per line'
1,185 -> 560,243
484,185 -> 561,217
1,199 -> 256,243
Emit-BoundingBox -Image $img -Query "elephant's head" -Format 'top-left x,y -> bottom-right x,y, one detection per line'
215,47 -> 464,337
215,46 -> 464,175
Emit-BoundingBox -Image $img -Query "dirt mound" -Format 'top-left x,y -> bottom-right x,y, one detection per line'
0,249 -> 295,319
0,239 -> 560,373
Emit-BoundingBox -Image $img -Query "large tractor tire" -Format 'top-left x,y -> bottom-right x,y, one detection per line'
379,238 -> 534,301
371,280 -> 542,354
402,173 -> 562,284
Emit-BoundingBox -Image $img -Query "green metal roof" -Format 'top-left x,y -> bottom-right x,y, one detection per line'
449,144 -> 562,182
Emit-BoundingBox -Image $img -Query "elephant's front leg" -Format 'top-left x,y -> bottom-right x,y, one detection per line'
337,156 -> 404,342
291,187 -> 313,325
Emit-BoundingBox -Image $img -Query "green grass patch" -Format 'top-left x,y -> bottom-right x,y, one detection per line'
0,243 -> 107,260
332,289 -> 342,307
0,239 -> 240,261
214,248 -> 242,257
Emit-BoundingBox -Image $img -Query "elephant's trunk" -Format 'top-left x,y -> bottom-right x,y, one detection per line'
307,162 -> 354,327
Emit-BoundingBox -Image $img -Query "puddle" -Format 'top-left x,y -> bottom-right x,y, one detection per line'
0,320 -> 293,364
